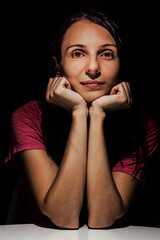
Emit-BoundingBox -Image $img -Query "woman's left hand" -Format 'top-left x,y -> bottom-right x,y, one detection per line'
90,82 -> 132,114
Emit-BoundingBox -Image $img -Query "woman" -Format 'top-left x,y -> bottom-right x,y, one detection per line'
5,9 -> 160,229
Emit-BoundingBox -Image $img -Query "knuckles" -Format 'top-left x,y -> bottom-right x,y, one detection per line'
45,78 -> 133,111
120,96 -> 132,109
45,79 -> 62,104
54,87 -> 63,96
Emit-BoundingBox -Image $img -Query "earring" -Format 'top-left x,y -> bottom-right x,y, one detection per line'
56,70 -> 60,77
56,65 -> 63,77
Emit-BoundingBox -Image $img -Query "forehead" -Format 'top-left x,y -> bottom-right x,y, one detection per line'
62,20 -> 116,47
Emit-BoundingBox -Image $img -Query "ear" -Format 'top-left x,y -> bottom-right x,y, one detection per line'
52,57 -> 61,76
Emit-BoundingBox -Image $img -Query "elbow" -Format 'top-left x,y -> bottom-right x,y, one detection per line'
88,216 -> 116,229
88,206 -> 127,229
50,217 -> 80,229
40,203 -> 80,229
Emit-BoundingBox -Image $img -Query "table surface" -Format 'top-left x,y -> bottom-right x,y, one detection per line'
0,224 -> 160,240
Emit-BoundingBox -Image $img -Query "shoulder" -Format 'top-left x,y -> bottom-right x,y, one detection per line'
11,100 -> 43,127
12,100 -> 42,119
10,99 -> 44,142
5,100 -> 46,167
142,112 -> 160,138
142,112 -> 160,130
142,112 -> 160,155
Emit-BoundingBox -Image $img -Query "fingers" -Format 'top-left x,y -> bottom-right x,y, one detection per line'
46,77 -> 70,103
56,77 -> 71,90
121,82 -> 131,104
110,81 -> 132,108
122,82 -> 132,107
123,82 -> 132,106
46,77 -> 58,103
123,82 -> 132,99
47,77 -> 59,93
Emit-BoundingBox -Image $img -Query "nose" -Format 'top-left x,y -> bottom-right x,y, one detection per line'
85,57 -> 101,79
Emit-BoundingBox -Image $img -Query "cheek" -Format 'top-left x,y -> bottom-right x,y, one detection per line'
61,60 -> 83,79
101,62 -> 120,93
103,62 -> 120,80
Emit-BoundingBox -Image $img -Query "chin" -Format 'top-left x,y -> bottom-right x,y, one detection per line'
83,92 -> 106,103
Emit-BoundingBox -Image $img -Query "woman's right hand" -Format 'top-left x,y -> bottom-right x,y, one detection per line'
45,77 -> 88,114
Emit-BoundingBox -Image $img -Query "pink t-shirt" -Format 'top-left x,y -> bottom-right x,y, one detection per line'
5,100 -> 46,168
5,100 -> 160,186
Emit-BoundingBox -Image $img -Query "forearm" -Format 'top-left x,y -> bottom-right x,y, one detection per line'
87,111 -> 125,228
43,109 -> 88,228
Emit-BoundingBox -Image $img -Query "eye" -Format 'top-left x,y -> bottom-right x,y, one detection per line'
100,50 -> 114,60
71,50 -> 85,58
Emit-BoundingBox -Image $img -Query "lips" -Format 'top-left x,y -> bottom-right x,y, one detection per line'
80,81 -> 105,89
80,81 -> 104,85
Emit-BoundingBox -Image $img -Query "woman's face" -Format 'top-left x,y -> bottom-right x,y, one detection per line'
60,20 -> 120,102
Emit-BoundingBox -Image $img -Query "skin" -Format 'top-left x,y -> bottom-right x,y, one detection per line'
60,20 -> 120,103
21,20 -> 137,229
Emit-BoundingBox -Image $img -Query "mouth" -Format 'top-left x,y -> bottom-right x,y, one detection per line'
80,81 -> 105,89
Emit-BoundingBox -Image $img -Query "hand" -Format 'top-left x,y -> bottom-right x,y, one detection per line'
90,82 -> 132,115
45,77 -> 87,114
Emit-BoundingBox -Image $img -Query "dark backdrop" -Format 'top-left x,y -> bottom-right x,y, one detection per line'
1,0 -> 160,226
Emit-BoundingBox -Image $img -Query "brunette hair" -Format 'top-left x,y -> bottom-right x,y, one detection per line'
42,9 -> 148,179
48,9 -> 126,81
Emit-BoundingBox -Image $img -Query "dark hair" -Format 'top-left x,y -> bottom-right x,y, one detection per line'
48,9 -> 126,81
42,9 -> 148,181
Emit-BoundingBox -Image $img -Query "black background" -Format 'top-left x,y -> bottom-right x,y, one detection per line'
1,0 -> 160,226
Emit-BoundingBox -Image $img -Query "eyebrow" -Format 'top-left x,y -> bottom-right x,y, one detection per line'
66,43 -> 117,52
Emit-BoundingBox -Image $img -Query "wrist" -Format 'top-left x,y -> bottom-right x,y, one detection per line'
89,104 -> 106,121
72,106 -> 88,120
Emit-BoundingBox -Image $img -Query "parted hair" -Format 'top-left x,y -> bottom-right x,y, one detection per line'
42,8 -> 148,180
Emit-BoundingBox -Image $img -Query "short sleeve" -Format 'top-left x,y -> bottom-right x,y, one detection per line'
112,112 -> 160,186
5,100 -> 46,168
